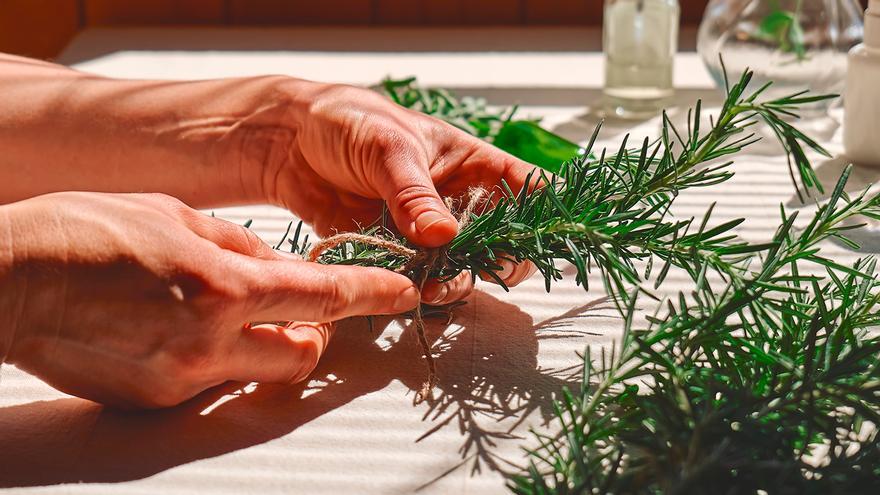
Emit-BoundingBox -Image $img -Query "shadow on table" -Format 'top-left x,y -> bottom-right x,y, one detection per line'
0,290 -> 612,489
413,293 -> 613,484
476,87 -> 727,146
786,155 -> 880,207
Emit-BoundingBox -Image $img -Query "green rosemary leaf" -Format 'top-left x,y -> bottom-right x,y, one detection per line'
377,76 -> 583,172
274,221 -> 293,250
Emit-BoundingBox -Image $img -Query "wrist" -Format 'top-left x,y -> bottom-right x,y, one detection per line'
0,196 -> 69,366
69,74 -> 286,208
0,203 -> 24,363
0,65 -> 308,208
222,76 -> 323,207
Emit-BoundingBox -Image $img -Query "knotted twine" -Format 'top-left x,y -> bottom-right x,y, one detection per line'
307,188 -> 488,403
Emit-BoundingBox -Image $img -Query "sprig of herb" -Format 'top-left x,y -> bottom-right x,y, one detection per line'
304,69 -> 834,303
379,77 -> 584,172
380,76 -> 514,140
510,168 -> 880,493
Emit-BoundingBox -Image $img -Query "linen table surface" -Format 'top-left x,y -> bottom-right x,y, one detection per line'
0,27 -> 871,495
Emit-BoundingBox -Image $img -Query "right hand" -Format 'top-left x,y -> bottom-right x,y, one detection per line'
1,192 -> 419,408
251,81 -> 541,305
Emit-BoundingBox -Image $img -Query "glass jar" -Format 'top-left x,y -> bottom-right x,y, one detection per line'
603,0 -> 681,119
698,0 -> 864,116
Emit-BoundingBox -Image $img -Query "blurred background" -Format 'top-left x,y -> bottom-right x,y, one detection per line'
1,0 -> 724,60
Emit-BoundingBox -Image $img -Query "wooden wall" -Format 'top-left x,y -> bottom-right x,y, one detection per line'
0,0 -> 780,60
0,0 -> 81,60
77,0 -> 713,26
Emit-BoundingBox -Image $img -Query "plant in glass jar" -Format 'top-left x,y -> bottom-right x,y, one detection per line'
698,0 -> 864,116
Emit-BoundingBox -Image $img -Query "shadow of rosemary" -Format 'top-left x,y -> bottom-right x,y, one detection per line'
413,292 -> 613,483
0,290 -> 613,488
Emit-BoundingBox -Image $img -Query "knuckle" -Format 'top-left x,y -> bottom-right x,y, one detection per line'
218,220 -> 264,253
288,336 -> 323,384
307,84 -> 362,123
164,268 -> 215,305
394,183 -> 439,213
170,256 -> 251,308
370,127 -> 410,156
160,335 -> 219,382
313,272 -> 352,321
238,226 -> 271,257
147,194 -> 203,225
168,258 -> 258,323
145,192 -> 187,211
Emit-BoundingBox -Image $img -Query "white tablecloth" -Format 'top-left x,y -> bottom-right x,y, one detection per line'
0,27 -> 872,495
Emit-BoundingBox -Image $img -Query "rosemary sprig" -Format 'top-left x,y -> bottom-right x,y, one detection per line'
510,168 -> 880,493
305,69 -> 834,304
376,71 -> 873,489
379,76 -> 584,172
380,76 -> 514,140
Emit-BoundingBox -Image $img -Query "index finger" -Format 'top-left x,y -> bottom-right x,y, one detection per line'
435,133 -> 544,202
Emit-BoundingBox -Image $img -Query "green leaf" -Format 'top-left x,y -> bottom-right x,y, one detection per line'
493,120 -> 582,173
757,9 -> 807,59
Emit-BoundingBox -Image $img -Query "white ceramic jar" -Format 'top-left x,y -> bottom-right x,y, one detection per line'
844,0 -> 880,167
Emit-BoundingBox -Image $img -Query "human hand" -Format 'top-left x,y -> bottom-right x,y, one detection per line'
1,192 -> 419,408
239,81 -> 539,304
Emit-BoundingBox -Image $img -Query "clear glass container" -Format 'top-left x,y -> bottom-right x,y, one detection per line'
698,0 -> 864,116
603,0 -> 681,119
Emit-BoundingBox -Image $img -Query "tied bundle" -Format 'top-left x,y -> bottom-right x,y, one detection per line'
307,188 -> 489,402
273,67 -> 834,408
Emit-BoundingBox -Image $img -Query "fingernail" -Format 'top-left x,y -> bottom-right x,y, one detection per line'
414,210 -> 453,235
426,284 -> 448,305
498,260 -> 516,280
393,286 -> 421,313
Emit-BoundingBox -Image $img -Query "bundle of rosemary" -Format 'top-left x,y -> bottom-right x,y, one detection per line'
311,70 -> 831,289
274,67 -> 877,488
288,69 -> 829,395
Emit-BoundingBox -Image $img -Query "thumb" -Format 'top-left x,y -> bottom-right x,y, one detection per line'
240,257 -> 422,323
377,158 -> 458,248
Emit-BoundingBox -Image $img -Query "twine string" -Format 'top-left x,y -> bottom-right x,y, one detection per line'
306,188 -> 488,403
307,233 -> 418,263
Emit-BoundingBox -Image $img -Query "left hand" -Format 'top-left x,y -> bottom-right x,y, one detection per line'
1,192 -> 419,407
236,81 -> 539,304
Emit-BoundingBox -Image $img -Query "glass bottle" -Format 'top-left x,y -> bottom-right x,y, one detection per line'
698,0 -> 864,116
603,0 -> 681,119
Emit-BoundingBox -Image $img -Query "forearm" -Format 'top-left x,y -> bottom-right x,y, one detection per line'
0,53 -> 316,207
